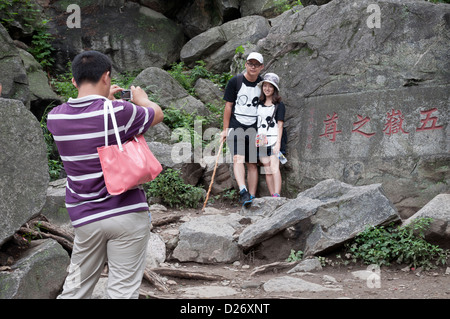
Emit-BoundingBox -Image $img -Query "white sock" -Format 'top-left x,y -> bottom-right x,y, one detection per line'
239,185 -> 247,192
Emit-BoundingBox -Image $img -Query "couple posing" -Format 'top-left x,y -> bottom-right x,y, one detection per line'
221,52 -> 286,208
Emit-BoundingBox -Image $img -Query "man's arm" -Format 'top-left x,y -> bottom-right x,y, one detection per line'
221,101 -> 233,141
130,85 -> 164,126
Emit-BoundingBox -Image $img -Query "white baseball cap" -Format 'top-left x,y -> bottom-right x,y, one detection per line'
247,52 -> 264,64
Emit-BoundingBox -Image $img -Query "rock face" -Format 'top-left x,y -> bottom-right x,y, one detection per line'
0,98 -> 49,246
238,179 -> 400,256
253,0 -> 450,217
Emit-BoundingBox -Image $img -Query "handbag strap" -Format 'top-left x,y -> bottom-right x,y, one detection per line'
103,100 -> 124,151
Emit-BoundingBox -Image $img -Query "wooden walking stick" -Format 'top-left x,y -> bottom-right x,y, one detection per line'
202,139 -> 224,212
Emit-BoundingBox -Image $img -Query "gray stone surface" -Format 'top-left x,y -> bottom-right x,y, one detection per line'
238,179 -> 400,255
173,213 -> 245,263
0,239 -> 69,299
253,0 -> 450,216
0,98 -> 49,246
403,194 -> 450,249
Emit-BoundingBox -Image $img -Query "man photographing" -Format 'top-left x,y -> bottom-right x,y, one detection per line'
221,52 -> 264,207
47,50 -> 163,298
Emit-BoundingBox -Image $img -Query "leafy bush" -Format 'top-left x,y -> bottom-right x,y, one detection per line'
286,249 -> 304,262
346,217 -> 449,269
168,60 -> 231,93
144,168 -> 204,208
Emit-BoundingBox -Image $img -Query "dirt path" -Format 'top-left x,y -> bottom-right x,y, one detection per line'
141,202 -> 450,300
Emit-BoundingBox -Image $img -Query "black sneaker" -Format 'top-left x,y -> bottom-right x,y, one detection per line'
239,189 -> 252,208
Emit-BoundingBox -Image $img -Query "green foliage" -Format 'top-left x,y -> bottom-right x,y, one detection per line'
40,104 -> 63,180
50,63 -> 78,100
144,169 -> 204,208
274,0 -> 302,14
1,0 -> 55,70
286,249 -> 304,262
168,60 -> 231,93
235,45 -> 245,55
346,218 -> 449,269
429,0 -> 450,3
28,24 -> 55,69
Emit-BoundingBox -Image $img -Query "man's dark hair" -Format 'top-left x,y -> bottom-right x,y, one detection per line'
71,50 -> 112,86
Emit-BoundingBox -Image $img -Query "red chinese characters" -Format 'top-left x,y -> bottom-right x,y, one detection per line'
416,108 -> 444,131
352,115 -> 375,137
317,108 -> 444,142
319,113 -> 342,142
383,109 -> 409,136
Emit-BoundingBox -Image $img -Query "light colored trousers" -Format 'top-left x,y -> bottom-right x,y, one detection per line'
58,211 -> 150,299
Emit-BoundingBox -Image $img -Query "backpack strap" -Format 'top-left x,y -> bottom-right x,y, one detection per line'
231,73 -> 244,117
266,103 -> 279,131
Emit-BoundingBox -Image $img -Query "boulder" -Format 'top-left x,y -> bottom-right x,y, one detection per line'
403,194 -> 450,249
240,0 -> 301,18
201,162 -> 235,195
193,78 -> 224,109
238,179 -> 400,256
145,232 -> 166,269
0,24 -> 29,107
132,67 -> 209,116
17,48 -> 62,120
240,196 -> 290,218
181,15 -> 271,73
0,98 -> 49,246
0,239 -> 69,299
44,1 -> 185,73
254,0 -> 450,216
39,178 -> 72,233
144,121 -> 173,144
172,213 -> 246,263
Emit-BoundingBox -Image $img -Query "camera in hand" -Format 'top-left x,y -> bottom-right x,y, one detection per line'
121,89 -> 132,100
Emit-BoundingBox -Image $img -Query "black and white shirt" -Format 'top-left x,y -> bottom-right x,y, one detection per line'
256,102 -> 286,146
223,74 -> 262,128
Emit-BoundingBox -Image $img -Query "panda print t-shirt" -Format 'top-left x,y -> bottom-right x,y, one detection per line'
223,74 -> 262,129
256,102 -> 286,146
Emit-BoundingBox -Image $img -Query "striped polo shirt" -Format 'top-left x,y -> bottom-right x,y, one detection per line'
47,95 -> 154,228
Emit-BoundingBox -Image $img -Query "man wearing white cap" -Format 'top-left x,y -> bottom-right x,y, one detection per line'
221,52 -> 264,207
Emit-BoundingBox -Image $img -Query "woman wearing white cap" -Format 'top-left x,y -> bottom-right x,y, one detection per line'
256,72 -> 286,197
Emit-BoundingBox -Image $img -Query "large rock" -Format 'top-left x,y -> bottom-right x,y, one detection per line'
254,0 -> 450,216
0,239 -> 70,299
132,67 -> 209,116
17,48 -> 62,120
0,24 -> 29,107
181,15 -> 271,73
172,213 -> 246,263
238,179 -> 400,256
39,178 -> 72,233
0,98 -> 49,246
403,194 -> 450,249
45,1 -> 185,73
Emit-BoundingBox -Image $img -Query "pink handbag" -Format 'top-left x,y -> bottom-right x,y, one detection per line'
97,100 -> 162,195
